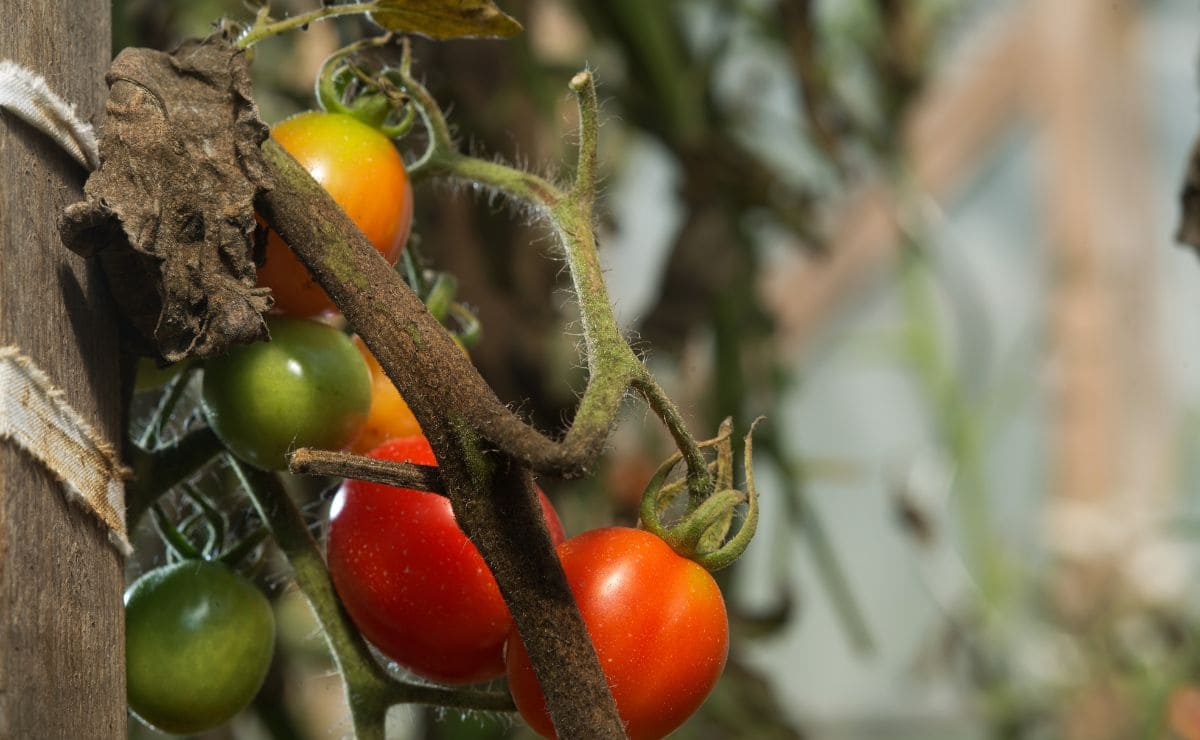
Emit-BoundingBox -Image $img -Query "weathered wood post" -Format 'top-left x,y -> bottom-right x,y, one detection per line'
0,1 -> 125,736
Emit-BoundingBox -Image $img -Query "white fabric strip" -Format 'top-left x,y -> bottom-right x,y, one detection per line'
0,60 -> 99,171
0,347 -> 130,555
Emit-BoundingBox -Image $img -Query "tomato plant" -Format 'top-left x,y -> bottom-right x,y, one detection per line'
326,435 -> 566,684
257,111 -> 413,316
505,527 -> 729,740
125,559 -> 275,735
201,315 -> 371,470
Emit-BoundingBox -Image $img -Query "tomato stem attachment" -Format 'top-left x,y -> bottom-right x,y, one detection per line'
639,418 -> 762,571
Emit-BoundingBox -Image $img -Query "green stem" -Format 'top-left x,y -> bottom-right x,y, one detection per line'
126,426 -> 225,527
423,273 -> 457,323
151,504 -> 203,561
394,65 -> 713,494
181,484 -> 226,557
631,375 -> 713,503
235,2 -> 379,49
228,459 -> 513,740
217,525 -> 269,568
422,151 -> 561,210
137,363 -> 197,449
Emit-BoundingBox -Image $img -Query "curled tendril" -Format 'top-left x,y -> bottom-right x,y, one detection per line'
314,33 -> 417,136
638,417 -> 762,571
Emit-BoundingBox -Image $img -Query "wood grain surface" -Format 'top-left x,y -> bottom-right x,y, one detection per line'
0,1 -> 124,736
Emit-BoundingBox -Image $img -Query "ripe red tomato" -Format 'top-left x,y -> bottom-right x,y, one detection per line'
257,111 -> 413,316
327,435 -> 565,684
505,527 -> 729,740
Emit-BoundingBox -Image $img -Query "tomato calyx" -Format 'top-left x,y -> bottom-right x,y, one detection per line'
315,35 -> 418,138
638,417 -> 762,571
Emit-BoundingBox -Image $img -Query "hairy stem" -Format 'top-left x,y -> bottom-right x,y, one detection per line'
235,2 -> 377,49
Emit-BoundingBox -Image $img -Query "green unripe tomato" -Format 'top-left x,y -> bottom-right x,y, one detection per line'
201,316 -> 371,470
125,560 -> 275,735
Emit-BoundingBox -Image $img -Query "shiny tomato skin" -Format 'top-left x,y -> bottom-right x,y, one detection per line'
326,435 -> 565,684
505,527 -> 729,740
201,316 -> 371,470
258,111 -> 413,316
125,560 -> 275,735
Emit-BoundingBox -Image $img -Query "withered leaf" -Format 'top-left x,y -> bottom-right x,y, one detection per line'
370,0 -> 522,40
60,34 -> 273,363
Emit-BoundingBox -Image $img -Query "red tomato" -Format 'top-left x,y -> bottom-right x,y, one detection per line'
326,435 -> 565,684
258,111 -> 413,316
505,527 -> 729,740
348,336 -> 422,454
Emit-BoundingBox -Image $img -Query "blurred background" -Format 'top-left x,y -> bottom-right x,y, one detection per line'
117,0 -> 1200,738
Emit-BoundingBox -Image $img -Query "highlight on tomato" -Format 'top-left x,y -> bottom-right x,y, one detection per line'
505,527 -> 730,740
125,559 -> 275,735
257,110 -> 413,316
201,315 -> 371,470
326,435 -> 565,684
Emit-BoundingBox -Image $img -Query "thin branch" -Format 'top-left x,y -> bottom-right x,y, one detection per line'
235,2 -> 378,49
289,448 -> 444,495
126,426 -> 224,526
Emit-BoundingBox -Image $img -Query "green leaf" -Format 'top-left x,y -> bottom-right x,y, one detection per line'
370,0 -> 522,40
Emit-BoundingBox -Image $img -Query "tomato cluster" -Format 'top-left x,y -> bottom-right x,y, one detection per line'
129,101 -> 733,739
325,438 -> 729,738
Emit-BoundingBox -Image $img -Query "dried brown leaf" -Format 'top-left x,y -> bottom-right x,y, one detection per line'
59,35 -> 273,363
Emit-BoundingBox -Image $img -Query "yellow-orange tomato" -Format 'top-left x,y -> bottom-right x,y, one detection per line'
349,337 -> 422,454
258,112 -> 413,316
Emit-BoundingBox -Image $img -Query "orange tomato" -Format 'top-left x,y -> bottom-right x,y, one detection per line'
1170,686 -> 1200,740
258,112 -> 413,316
349,336 -> 422,454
